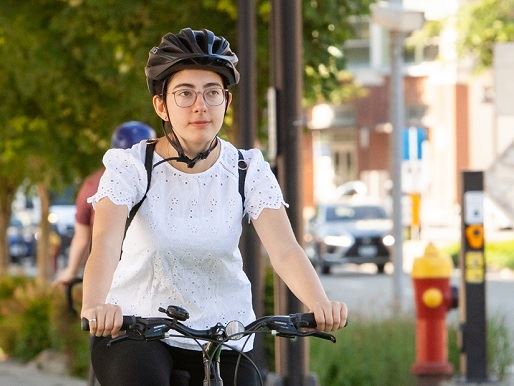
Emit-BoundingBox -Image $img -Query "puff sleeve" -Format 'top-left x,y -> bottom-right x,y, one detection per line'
87,148 -> 148,215
243,149 -> 288,221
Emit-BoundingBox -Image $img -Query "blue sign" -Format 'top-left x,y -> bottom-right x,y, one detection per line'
402,127 -> 426,160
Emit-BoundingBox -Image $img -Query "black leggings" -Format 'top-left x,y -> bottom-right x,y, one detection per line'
91,336 -> 259,386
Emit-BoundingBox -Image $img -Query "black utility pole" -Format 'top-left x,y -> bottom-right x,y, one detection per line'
271,1 -> 311,385
237,0 -> 266,371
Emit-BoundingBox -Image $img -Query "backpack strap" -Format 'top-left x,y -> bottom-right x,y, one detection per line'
237,149 -> 248,214
123,139 -> 157,239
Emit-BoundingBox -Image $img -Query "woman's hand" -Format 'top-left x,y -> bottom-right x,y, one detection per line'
81,304 -> 123,338
52,267 -> 77,286
311,300 -> 348,332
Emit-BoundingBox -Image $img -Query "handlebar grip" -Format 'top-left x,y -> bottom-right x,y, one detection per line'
290,312 -> 317,328
81,316 -> 137,331
81,318 -> 89,331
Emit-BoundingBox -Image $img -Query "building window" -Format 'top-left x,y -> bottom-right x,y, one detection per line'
344,16 -> 371,68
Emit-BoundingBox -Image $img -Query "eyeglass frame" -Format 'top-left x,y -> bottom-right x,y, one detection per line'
167,87 -> 229,108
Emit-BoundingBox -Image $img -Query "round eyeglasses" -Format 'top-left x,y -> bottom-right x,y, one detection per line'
168,87 -> 228,108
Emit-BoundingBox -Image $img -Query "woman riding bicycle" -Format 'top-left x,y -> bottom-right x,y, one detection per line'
81,28 -> 348,386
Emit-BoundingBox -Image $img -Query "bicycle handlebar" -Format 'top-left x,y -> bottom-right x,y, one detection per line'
81,305 -> 336,344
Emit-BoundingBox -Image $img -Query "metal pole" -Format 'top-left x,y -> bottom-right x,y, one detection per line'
237,0 -> 267,371
460,171 -> 488,382
271,1 -> 311,385
390,28 -> 405,313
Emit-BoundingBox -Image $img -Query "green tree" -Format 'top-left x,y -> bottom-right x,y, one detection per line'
457,0 -> 514,71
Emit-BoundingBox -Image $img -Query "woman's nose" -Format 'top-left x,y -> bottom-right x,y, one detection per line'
192,91 -> 208,111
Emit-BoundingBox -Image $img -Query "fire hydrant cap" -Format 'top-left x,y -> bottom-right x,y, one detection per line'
422,288 -> 443,308
411,243 -> 453,279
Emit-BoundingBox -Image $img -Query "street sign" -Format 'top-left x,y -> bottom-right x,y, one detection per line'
465,251 -> 485,284
464,191 -> 484,224
465,224 -> 484,249
402,127 -> 426,161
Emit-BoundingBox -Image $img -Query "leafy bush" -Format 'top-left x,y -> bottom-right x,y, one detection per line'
443,239 -> 514,270
311,314 -> 513,386
0,275 -> 89,377
0,278 -> 54,361
310,315 -> 416,386
485,240 -> 514,271
48,282 -> 90,377
0,275 -> 32,303
487,314 -> 514,380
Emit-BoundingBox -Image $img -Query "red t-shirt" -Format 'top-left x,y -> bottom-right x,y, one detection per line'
75,168 -> 104,226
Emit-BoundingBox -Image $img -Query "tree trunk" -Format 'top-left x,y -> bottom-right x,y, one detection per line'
36,183 -> 51,284
0,186 -> 16,276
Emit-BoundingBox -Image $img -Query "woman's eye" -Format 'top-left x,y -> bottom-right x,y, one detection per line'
206,89 -> 221,97
178,90 -> 194,97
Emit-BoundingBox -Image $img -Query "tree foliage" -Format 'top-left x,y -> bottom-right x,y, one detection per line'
303,0 -> 373,103
457,0 -> 514,71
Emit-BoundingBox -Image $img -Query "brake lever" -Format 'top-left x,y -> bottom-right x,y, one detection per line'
300,330 -> 337,343
107,320 -> 169,346
107,333 -> 137,347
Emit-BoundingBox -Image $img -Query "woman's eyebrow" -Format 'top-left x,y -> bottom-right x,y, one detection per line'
172,83 -> 195,90
203,82 -> 223,88
172,82 -> 223,90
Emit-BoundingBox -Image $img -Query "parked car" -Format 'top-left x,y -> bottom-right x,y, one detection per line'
7,216 -> 36,264
306,200 -> 394,274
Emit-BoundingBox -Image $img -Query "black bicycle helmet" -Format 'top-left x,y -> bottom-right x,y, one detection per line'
145,28 -> 240,96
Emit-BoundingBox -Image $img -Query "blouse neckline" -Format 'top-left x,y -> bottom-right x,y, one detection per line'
152,138 -> 226,177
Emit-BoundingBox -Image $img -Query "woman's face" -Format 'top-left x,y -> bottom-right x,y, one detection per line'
153,69 -> 231,150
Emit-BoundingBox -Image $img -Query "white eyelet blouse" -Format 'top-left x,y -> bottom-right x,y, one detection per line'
88,138 -> 287,351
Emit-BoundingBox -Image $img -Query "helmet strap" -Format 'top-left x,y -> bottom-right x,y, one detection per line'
162,126 -> 219,168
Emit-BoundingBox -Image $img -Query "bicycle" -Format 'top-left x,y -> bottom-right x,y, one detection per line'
81,304 -> 337,386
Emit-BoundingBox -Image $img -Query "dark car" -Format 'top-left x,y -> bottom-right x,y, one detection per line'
306,201 -> 394,274
8,216 -> 36,264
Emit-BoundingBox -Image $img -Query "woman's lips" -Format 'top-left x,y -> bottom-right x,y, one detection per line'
190,120 -> 210,128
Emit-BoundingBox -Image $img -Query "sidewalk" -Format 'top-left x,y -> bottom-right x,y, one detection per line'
0,360 -> 86,386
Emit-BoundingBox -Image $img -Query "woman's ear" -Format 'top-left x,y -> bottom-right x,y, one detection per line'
152,95 -> 169,121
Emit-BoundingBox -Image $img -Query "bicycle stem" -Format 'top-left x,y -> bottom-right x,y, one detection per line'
203,341 -> 223,386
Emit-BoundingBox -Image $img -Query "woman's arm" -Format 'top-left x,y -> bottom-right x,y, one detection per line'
252,206 -> 348,331
81,198 -> 127,337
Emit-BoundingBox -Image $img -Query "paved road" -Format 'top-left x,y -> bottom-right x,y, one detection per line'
320,251 -> 514,335
0,360 -> 85,386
